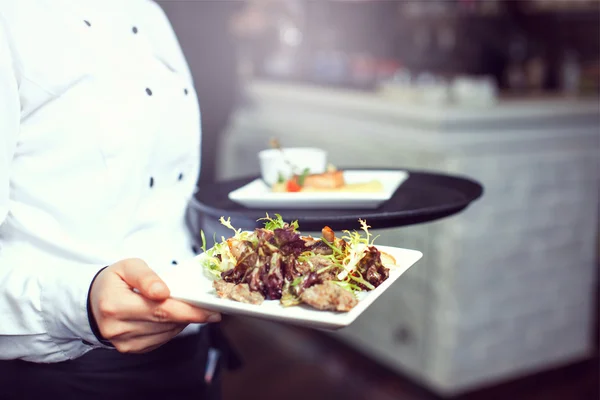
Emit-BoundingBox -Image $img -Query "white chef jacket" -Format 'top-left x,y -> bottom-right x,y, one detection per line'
0,0 -> 203,363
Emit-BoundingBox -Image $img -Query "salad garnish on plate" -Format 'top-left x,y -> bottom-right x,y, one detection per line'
198,214 -> 396,312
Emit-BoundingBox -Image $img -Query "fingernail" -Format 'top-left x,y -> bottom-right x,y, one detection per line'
149,282 -> 165,297
207,314 -> 221,323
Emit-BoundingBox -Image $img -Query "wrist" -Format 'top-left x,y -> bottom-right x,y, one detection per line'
86,266 -> 115,348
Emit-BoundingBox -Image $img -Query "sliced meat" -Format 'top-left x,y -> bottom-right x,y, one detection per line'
301,236 -> 318,246
213,280 -> 235,298
295,260 -> 312,276
303,236 -> 331,254
213,280 -> 264,305
308,255 -> 335,271
295,255 -> 334,280
317,269 -> 338,282
309,240 -> 333,255
302,255 -> 339,282
300,281 -> 358,312
303,170 -> 345,189
231,283 -> 264,305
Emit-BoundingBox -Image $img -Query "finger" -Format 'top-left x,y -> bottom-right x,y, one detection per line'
101,320 -> 183,341
100,289 -> 220,324
144,298 -> 221,324
116,258 -> 170,301
112,325 -> 186,354
124,323 -> 188,339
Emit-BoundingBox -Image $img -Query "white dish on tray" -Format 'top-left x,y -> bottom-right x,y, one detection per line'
157,245 -> 423,330
259,147 -> 327,186
228,170 -> 410,210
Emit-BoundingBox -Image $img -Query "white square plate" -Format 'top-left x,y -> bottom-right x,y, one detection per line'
157,245 -> 422,330
227,170 -> 410,210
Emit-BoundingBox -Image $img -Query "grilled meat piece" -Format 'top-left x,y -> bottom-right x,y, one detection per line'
300,281 -> 358,312
213,280 -> 264,305
308,240 -> 333,255
213,279 -> 235,298
302,235 -> 344,256
308,255 -> 334,270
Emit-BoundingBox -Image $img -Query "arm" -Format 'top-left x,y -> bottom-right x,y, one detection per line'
0,42 -> 215,362
0,11 -> 219,363
0,16 -> 109,362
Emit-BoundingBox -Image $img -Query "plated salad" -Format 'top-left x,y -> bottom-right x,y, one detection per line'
199,215 -> 396,312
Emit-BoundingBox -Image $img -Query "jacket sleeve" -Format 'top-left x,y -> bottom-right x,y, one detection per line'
0,13 -> 110,363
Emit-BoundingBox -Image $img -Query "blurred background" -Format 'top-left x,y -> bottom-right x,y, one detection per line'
158,1 -> 599,399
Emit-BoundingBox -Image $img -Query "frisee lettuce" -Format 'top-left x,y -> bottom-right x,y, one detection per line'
200,230 -> 207,253
280,291 -> 301,307
336,219 -> 377,280
219,216 -> 241,236
258,213 -> 299,231
321,237 -> 343,256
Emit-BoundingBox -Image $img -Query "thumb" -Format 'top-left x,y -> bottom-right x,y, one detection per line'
117,258 -> 170,301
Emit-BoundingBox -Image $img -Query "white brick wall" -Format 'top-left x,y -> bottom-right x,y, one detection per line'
218,83 -> 599,396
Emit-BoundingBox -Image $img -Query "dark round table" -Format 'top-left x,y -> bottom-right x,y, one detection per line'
186,169 -> 483,235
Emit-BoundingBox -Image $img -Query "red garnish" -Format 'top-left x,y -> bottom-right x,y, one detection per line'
286,179 -> 302,192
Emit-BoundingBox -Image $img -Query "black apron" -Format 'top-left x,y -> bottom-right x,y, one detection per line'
0,324 -> 241,400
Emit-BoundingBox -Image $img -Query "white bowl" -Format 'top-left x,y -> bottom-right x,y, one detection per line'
259,148 -> 327,186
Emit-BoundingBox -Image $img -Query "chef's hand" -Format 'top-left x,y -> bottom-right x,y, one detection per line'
89,258 -> 221,354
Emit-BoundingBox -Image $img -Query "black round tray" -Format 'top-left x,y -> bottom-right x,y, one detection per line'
189,169 -> 483,231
